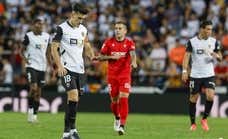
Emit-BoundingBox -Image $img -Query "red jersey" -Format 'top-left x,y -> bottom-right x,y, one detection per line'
101,37 -> 135,77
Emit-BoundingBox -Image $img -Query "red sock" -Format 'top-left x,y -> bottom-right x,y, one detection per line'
119,97 -> 128,125
110,102 -> 119,118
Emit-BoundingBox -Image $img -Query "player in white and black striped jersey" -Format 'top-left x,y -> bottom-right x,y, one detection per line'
51,3 -> 95,139
182,20 -> 222,132
21,18 -> 51,123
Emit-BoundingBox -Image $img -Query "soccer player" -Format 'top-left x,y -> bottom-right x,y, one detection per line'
96,21 -> 137,135
182,20 -> 222,131
51,3 -> 94,139
21,18 -> 51,123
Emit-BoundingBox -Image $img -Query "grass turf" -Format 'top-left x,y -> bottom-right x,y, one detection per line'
0,112 -> 227,139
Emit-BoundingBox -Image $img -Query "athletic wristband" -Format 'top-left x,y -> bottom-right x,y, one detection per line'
182,70 -> 187,73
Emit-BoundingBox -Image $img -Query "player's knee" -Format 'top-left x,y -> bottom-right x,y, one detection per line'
68,90 -> 79,102
31,84 -> 38,93
111,97 -> 119,103
119,92 -> 129,98
189,94 -> 199,103
205,90 -> 214,101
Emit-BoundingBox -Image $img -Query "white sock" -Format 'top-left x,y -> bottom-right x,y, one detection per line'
70,129 -> 78,133
63,132 -> 70,137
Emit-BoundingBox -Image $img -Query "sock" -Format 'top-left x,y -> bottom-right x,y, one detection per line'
189,101 -> 196,125
68,101 -> 78,129
119,97 -> 128,126
28,96 -> 34,109
33,101 -> 40,114
203,100 -> 213,119
110,102 -> 119,119
64,103 -> 70,132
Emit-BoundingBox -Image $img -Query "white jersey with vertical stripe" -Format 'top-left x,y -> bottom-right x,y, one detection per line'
23,31 -> 50,71
186,36 -> 220,78
58,22 -> 87,73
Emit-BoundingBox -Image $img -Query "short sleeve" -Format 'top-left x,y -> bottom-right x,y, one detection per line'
22,34 -> 29,46
128,40 -> 135,51
52,26 -> 63,42
100,39 -> 110,55
186,40 -> 193,52
214,40 -> 221,52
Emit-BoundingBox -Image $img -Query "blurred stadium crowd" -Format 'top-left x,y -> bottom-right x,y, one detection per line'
0,0 -> 227,92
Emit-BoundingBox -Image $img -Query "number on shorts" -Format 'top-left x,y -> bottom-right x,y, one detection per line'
27,72 -> 31,83
189,80 -> 194,89
64,75 -> 71,83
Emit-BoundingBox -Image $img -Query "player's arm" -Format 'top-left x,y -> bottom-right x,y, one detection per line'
84,35 -> 95,60
96,39 -> 121,61
130,50 -> 137,68
96,54 -> 121,61
46,43 -> 52,66
50,26 -> 67,76
182,40 -> 192,82
211,40 -> 222,62
20,34 -> 30,64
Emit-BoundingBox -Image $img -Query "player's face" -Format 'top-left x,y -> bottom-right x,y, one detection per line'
34,21 -> 43,34
202,25 -> 213,38
71,12 -> 86,26
114,23 -> 127,39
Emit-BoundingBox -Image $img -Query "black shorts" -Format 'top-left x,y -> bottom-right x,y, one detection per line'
61,69 -> 83,92
189,76 -> 215,94
26,67 -> 45,87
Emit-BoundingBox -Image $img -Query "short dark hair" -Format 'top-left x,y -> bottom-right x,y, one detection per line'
200,20 -> 213,28
72,3 -> 89,14
115,20 -> 127,26
115,20 -> 128,29
33,18 -> 43,24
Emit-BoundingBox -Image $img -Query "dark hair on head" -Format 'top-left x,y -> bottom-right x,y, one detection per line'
72,3 -> 89,14
33,18 -> 43,24
200,20 -> 213,28
115,20 -> 128,30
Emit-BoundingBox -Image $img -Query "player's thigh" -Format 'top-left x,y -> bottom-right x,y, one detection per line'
203,76 -> 215,90
203,76 -> 215,100
118,76 -> 131,96
189,77 -> 202,95
26,67 -> 38,84
61,71 -> 78,92
37,71 -> 46,88
108,77 -> 119,98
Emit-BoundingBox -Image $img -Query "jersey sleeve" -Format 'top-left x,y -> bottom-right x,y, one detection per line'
186,40 -> 193,52
100,39 -> 110,55
52,26 -> 63,42
214,40 -> 221,52
128,40 -> 135,51
22,34 -> 29,46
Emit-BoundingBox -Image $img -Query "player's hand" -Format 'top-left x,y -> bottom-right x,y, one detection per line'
131,62 -> 137,68
181,72 -> 188,83
57,65 -> 67,77
210,52 -> 219,59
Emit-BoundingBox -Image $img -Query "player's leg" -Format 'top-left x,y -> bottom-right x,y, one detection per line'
118,92 -> 129,135
201,77 -> 215,131
118,77 -> 131,135
108,79 -> 120,131
32,71 -> 45,122
188,78 -> 201,131
26,68 -> 38,122
61,72 -> 80,139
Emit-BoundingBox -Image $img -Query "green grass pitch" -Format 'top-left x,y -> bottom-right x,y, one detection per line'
0,112 -> 227,139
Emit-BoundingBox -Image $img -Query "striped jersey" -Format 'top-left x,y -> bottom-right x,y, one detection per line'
22,31 -> 50,71
186,36 -> 221,78
52,21 -> 87,73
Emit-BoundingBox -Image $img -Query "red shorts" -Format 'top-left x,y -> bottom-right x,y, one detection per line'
108,76 -> 131,98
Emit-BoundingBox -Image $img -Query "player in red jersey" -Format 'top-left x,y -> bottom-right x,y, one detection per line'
96,21 -> 137,135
